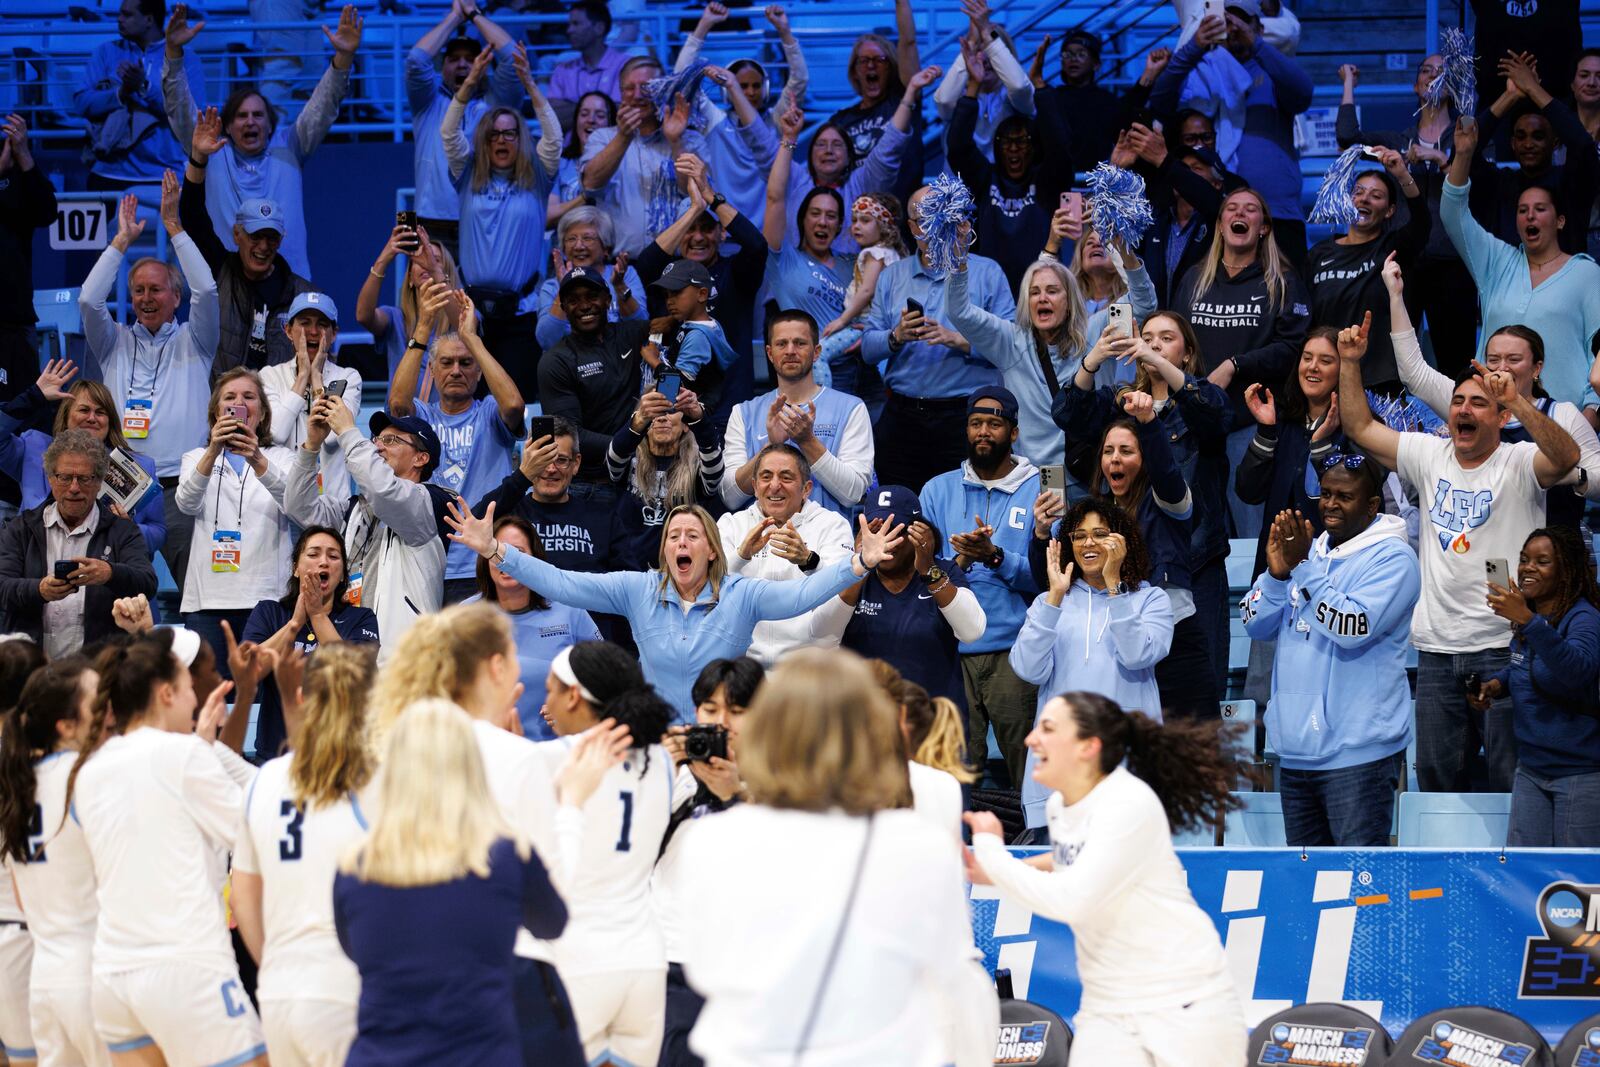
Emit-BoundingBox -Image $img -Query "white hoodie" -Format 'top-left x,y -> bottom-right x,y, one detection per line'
717,499 -> 855,666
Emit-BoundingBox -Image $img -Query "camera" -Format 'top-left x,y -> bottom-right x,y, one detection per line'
683,723 -> 728,763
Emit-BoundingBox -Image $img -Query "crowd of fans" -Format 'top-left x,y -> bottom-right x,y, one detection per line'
2,0 -> 1600,1059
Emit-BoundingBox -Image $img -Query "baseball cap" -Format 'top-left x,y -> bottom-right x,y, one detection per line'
369,411 -> 443,479
287,292 -> 339,328
443,34 -> 482,58
558,265 -> 609,296
235,198 -> 286,235
1062,29 -> 1102,60
1224,0 -> 1262,19
863,484 -> 924,527
651,258 -> 715,292
968,385 -> 1020,424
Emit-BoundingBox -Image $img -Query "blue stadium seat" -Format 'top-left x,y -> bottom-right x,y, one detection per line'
1225,538 -> 1256,593
1172,819 -> 1219,847
1224,791 -> 1286,846
33,287 -> 82,365
1396,792 -> 1511,848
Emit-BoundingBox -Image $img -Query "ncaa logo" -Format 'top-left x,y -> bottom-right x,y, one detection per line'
1274,1025 -> 1291,1043
1522,882 -> 1600,998
1548,890 -> 1585,928
1576,1027 -> 1600,1067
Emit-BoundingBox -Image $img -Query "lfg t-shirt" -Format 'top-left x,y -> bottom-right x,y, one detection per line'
1397,434 -> 1545,653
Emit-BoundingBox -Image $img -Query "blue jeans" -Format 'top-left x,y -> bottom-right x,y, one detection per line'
1415,648 -> 1517,792
1508,766 -> 1600,847
1225,425 -> 1263,540
1279,753 -> 1400,847
1192,556 -> 1230,699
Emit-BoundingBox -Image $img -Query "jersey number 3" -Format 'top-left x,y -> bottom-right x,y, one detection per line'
278,800 -> 304,862
615,790 -> 633,852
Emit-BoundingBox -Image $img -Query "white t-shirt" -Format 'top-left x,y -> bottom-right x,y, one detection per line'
74,728 -> 242,975
907,762 -> 963,843
471,719 -> 562,963
535,734 -> 672,977
1396,434 -> 1545,653
679,806 -> 993,1067
971,767 -> 1236,1014
651,766 -> 703,964
7,751 -> 98,989
232,755 -> 365,1005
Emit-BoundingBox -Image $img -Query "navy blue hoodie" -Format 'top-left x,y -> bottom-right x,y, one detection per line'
1491,598 -> 1600,779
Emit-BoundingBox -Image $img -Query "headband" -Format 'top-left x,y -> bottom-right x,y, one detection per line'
550,646 -> 599,704
852,195 -> 896,236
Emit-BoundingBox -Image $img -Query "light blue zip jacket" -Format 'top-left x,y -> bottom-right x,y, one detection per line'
495,544 -> 859,722
1241,513 -> 1420,771
1010,581 -> 1174,826
920,459 -> 1040,652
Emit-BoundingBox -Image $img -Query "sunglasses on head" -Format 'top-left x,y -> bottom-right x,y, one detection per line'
1319,452 -> 1367,473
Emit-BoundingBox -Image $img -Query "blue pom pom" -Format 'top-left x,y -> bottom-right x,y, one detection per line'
1310,145 -> 1368,226
1369,390 -> 1448,436
644,59 -> 710,122
1086,163 -> 1154,248
918,173 -> 976,275
1420,28 -> 1475,117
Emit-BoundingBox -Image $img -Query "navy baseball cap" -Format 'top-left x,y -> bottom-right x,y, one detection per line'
558,265 -> 609,296
968,385 -> 1020,424
652,258 -> 715,292
287,292 -> 339,327
863,484 -> 924,527
369,411 -> 442,479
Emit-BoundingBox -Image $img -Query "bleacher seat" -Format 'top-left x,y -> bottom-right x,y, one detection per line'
1225,538 -> 1256,594
33,287 -> 82,366
1224,791 -> 1286,846
1396,792 -> 1511,848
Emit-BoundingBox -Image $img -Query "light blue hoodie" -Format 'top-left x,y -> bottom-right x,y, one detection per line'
1241,513 -> 1420,772
920,458 -> 1040,653
1010,581 -> 1174,826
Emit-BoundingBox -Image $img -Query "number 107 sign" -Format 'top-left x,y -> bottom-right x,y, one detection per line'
51,203 -> 108,251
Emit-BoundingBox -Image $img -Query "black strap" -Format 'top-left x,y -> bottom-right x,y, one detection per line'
1033,335 -> 1061,398
793,813 -> 874,1066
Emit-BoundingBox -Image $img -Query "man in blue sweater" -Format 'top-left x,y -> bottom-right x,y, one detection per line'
1242,456 -> 1420,846
921,386 -> 1040,785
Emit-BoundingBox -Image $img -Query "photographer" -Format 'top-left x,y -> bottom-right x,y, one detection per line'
655,657 -> 763,1067
1473,526 -> 1600,845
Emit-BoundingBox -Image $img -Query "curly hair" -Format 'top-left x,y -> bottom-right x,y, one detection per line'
1521,526 -> 1600,628
1056,495 -> 1152,586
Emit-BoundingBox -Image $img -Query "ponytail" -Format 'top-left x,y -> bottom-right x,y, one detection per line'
290,643 -> 377,810
0,656 -> 91,863
65,634 -> 184,829
1061,692 -> 1247,832
915,696 -> 977,785
568,642 -> 670,774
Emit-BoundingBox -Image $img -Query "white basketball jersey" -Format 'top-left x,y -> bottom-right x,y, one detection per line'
233,756 -> 365,1005
471,719 -> 561,962
75,728 -> 242,975
7,752 -> 98,989
538,735 -> 672,977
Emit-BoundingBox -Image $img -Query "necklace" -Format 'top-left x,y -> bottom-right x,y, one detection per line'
1528,251 -> 1565,269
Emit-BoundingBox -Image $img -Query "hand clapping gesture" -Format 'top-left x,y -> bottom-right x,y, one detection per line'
1265,508 -> 1314,580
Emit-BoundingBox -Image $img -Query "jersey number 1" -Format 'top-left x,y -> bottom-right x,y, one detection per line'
615,790 -> 633,852
279,800 -> 304,862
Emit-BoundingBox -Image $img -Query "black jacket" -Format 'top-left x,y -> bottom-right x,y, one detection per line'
537,318 -> 651,480
1469,98 -> 1599,257
0,499 -> 157,646
1175,258 -> 1311,429
1135,155 -> 1231,308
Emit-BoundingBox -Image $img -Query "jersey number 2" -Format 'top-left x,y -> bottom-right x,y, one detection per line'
278,800 -> 304,862
615,790 -> 633,852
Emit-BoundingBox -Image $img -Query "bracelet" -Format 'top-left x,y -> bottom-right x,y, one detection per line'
780,140 -> 798,151
488,538 -> 507,565
370,267 -> 386,279
188,154 -> 207,169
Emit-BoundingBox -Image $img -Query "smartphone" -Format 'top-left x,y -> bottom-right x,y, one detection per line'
1464,671 -> 1482,697
1039,464 -> 1066,501
658,370 -> 682,405
1061,191 -> 1085,224
396,210 -> 420,252
1107,302 -> 1134,339
1485,558 -> 1512,589
1202,0 -> 1226,23
905,298 -> 925,318
225,404 -> 248,423
53,560 -> 76,581
323,378 -> 348,399
528,414 -> 556,443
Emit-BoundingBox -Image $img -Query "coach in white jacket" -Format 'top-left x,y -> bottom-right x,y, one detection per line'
80,178 -> 219,587
715,443 -> 854,666
283,397 -> 453,659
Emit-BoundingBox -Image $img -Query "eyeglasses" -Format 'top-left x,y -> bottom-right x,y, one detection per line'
487,128 -> 519,142
1319,453 -> 1367,473
854,55 -> 890,67
544,456 -> 576,468
48,472 -> 101,487
1067,528 -> 1113,544
374,433 -> 415,449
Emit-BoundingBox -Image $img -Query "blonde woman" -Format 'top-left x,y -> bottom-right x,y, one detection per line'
870,659 -> 973,842
446,500 -> 906,720
676,648 -> 996,1067
232,643 -> 376,1067
354,221 -> 464,395
333,699 -> 571,1065
176,367 -> 297,678
367,603 -> 626,1067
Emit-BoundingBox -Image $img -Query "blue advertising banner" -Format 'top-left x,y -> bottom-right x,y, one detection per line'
969,848 -> 1600,1044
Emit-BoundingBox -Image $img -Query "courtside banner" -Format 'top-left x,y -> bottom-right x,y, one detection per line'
969,849 -> 1600,1044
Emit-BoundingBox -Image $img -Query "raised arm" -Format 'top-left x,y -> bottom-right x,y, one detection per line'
763,106 -> 802,251
161,5 -> 204,149
1382,254 -> 1450,415
386,281 -> 450,418
1492,374 -> 1580,488
768,6 -> 809,116
1250,29 -> 1313,114
454,295 -> 525,434
293,4 -> 361,159
894,0 -> 920,77
1334,313 -> 1400,470
79,195 -> 141,360
443,49 -> 491,181
449,502 -> 643,615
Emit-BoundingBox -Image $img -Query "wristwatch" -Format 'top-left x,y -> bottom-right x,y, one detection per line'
462,6 -> 482,18
406,338 -> 428,352
923,564 -> 947,585
800,550 -> 820,572
707,193 -> 728,212
984,546 -> 1005,569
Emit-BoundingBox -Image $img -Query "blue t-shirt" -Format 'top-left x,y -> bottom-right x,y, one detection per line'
465,596 -> 602,739
413,397 -> 519,579
765,244 -> 852,331
241,598 -> 380,759
669,319 -> 738,379
459,169 -> 555,314
840,557 -> 971,710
